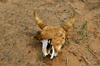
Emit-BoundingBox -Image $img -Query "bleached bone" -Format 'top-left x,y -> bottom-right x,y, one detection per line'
54,51 -> 58,56
41,39 -> 58,59
48,46 -> 58,59
41,39 -> 48,56
50,46 -> 54,59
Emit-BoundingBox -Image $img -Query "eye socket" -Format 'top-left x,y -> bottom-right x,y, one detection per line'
62,37 -> 64,39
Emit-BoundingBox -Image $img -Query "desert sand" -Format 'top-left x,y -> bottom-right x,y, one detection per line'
0,0 -> 100,66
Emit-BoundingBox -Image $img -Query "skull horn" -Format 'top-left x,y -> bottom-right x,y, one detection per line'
34,10 -> 47,29
61,8 -> 76,31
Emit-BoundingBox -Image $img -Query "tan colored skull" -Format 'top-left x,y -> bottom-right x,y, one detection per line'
34,8 -> 76,57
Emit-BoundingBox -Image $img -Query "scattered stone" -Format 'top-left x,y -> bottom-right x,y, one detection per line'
62,19 -> 64,22
22,25 -> 25,27
63,9 -> 67,11
79,59 -> 82,62
18,60 -> 21,63
64,18 -> 67,20
82,0 -> 85,2
28,50 -> 31,54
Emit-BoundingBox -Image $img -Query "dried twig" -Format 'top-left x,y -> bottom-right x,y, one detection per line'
87,45 -> 100,60
81,56 -> 93,66
66,57 -> 68,66
89,49 -> 100,60
68,51 -> 78,56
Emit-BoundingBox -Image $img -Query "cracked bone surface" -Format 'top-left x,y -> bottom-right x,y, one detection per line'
41,39 -> 58,59
41,39 -> 48,56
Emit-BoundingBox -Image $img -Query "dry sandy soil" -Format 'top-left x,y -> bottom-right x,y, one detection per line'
0,0 -> 100,66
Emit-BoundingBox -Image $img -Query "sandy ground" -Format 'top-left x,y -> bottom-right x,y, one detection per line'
0,0 -> 100,66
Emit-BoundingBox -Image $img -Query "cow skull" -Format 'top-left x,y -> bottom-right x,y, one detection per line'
34,8 -> 76,59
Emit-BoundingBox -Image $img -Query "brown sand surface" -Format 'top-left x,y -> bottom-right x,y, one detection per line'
0,0 -> 100,66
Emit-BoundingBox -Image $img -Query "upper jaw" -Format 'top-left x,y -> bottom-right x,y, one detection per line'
41,39 -> 58,59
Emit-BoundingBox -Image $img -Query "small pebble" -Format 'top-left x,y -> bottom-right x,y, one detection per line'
62,20 -> 64,22
11,13 -> 13,15
22,25 -> 24,27
63,9 -> 67,11
64,18 -> 67,19
82,0 -> 85,2
24,6 -> 26,9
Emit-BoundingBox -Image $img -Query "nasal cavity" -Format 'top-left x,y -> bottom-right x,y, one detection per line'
47,39 -> 52,49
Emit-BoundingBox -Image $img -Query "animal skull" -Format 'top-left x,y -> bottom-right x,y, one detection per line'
34,8 -> 76,59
